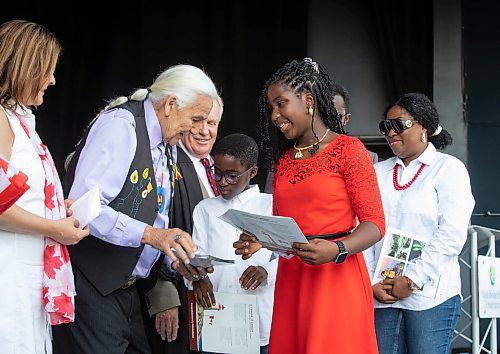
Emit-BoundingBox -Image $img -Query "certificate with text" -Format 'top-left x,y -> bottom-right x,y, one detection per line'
188,291 -> 259,353
219,209 -> 308,255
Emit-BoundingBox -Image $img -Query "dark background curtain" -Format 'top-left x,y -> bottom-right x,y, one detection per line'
464,0 -> 500,229
369,0 -> 434,161
372,0 -> 434,100
2,1 -> 435,185
1,2 -> 308,187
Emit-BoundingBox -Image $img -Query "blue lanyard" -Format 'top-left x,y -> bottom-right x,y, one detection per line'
155,143 -> 176,219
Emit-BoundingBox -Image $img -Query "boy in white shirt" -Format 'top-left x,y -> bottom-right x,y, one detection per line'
187,133 -> 277,354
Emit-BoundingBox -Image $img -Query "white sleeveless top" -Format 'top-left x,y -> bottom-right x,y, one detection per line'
0,104 -> 51,353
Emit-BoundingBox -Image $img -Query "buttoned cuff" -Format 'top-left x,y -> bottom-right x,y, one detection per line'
120,217 -> 147,247
144,280 -> 180,317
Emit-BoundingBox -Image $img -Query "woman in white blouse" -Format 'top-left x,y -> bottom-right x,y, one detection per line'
364,93 -> 475,354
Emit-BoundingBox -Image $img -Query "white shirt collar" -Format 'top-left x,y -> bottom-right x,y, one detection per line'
391,143 -> 437,170
223,184 -> 261,205
178,140 -> 212,165
415,142 -> 437,166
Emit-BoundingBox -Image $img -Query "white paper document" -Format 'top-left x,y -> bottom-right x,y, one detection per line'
70,185 -> 101,229
188,291 -> 260,353
219,209 -> 308,256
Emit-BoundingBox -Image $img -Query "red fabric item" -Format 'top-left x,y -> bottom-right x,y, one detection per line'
0,157 -> 30,214
14,113 -> 75,325
200,157 -> 220,197
269,135 -> 385,354
393,162 -> 426,190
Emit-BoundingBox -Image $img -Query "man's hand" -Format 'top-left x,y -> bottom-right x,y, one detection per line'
193,277 -> 215,309
234,233 -> 262,260
142,226 -> 196,265
155,307 -> 179,342
240,266 -> 267,290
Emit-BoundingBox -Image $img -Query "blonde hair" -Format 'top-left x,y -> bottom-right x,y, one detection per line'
0,20 -> 61,110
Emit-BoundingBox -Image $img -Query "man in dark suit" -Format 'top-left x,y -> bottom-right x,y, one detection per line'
142,96 -> 223,354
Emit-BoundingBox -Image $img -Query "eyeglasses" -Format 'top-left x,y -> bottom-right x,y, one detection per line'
379,118 -> 418,136
211,166 -> 254,185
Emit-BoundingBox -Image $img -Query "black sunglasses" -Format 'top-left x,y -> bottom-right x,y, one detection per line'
379,118 -> 418,136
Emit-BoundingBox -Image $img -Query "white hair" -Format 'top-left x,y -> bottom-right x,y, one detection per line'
149,64 -> 218,108
105,64 -> 219,111
213,94 -> 224,120
65,65 -> 219,171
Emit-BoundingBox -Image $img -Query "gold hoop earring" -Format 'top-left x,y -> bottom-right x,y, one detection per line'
421,132 -> 427,143
308,106 -> 313,115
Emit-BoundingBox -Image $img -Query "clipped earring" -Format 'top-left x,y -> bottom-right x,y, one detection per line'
308,106 -> 313,115
421,132 -> 427,143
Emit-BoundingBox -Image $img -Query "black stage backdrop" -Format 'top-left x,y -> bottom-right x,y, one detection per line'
1,1 -> 433,187
1,2 -> 308,187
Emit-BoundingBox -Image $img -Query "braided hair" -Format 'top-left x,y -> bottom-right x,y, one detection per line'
384,92 -> 452,150
257,58 -> 344,170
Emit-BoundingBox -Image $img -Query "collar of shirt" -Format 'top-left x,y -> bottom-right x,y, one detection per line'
178,140 -> 213,165
223,184 -> 261,207
388,142 -> 437,171
144,98 -> 163,150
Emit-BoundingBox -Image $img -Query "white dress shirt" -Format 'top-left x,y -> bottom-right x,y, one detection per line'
364,143 -> 475,310
177,141 -> 215,198
187,185 -> 277,346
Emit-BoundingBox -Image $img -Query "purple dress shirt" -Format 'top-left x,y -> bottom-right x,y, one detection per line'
69,98 -> 176,278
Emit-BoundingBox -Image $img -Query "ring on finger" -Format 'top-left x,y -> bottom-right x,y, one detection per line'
199,274 -> 207,280
173,233 -> 182,242
170,259 -> 179,271
192,274 -> 200,280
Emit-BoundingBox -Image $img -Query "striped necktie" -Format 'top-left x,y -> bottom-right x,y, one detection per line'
200,158 -> 220,197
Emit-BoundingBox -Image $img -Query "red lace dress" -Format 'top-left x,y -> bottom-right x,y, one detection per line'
268,134 -> 385,354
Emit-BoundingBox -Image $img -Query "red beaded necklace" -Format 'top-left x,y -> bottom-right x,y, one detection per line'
393,163 -> 425,191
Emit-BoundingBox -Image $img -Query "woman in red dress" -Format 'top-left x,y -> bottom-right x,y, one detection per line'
234,58 -> 385,354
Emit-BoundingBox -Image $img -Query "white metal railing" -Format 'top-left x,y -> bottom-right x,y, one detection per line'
453,225 -> 500,354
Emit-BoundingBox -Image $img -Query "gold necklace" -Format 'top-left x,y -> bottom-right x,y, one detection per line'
293,129 -> 330,159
